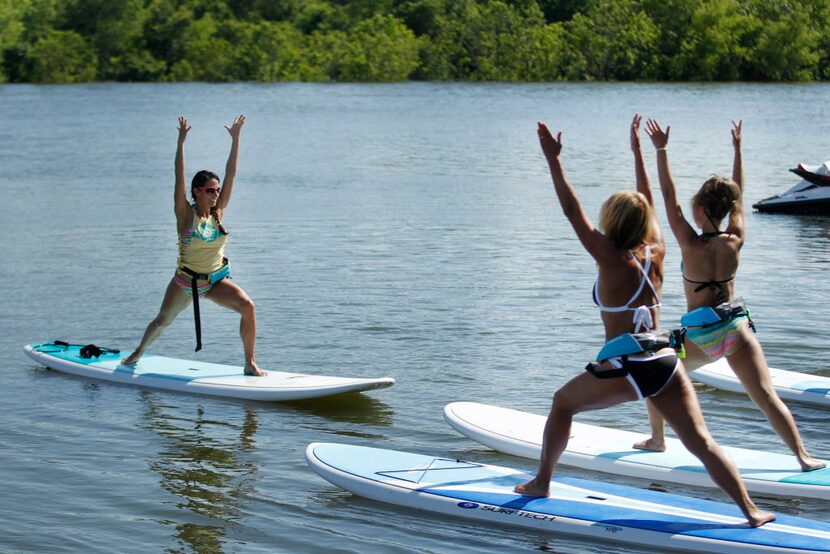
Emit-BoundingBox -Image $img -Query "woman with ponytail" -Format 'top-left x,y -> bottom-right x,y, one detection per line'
636,119 -> 822,471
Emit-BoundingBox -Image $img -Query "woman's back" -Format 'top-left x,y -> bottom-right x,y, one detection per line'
680,233 -> 741,311
595,242 -> 664,340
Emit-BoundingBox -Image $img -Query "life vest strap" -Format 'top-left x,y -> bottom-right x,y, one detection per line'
178,258 -> 230,352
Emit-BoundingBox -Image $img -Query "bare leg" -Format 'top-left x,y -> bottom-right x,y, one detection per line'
632,399 -> 666,451
727,329 -> 824,471
206,279 -> 266,376
633,341 -> 710,451
123,278 -> 192,364
649,368 -> 775,527
515,371 -> 639,496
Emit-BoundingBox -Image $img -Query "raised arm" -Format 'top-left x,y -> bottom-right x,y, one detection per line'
217,114 -> 245,210
174,116 -> 191,220
631,114 -> 654,205
726,120 -> 745,238
646,119 -> 698,247
538,122 -> 614,262
631,114 -> 663,247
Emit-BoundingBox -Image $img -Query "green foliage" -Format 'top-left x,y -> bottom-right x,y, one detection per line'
109,48 -> 167,81
20,0 -> 62,43
523,22 -> 567,81
143,1 -> 193,69
4,0 -> 830,83
0,0 -> 28,48
749,5 -> 820,80
675,0 -> 760,80
394,0 -> 444,36
235,20 -> 323,81
563,0 -> 660,80
62,0 -> 159,80
0,0 -> 30,81
639,0 -> 699,79
169,14 -> 234,81
418,0 -> 565,81
24,29 -> 97,83
335,14 -> 422,81
537,0 -> 584,22
292,0 -> 348,33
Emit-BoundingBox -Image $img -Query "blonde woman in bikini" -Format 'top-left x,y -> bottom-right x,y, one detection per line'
123,115 -> 266,377
514,118 -> 774,528
637,119 -> 823,471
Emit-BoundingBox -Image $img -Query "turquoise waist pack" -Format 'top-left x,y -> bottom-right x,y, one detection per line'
209,261 -> 231,284
596,329 -> 685,362
680,307 -> 721,327
681,297 -> 749,328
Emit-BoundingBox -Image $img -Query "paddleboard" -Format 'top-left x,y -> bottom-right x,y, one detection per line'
306,442 -> 830,554
444,402 -> 830,500
692,358 -> 830,407
24,342 -> 394,401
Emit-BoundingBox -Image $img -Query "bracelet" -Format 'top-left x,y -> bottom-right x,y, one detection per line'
656,147 -> 667,151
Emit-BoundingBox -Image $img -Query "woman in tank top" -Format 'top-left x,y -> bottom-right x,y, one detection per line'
123,115 -> 266,376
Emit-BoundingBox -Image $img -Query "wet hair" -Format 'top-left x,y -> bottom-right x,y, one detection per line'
599,191 -> 652,251
189,169 -> 228,235
692,176 -> 740,221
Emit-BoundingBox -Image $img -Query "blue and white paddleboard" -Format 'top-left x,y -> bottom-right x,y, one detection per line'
306,442 -> 830,554
24,342 -> 394,401
692,358 -> 830,407
444,402 -> 830,500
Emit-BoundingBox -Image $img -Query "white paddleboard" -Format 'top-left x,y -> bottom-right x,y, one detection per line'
24,342 -> 394,401
692,358 -> 830,407
444,402 -> 830,500
306,442 -> 830,554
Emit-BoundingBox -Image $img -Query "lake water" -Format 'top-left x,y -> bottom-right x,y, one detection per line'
1,82 -> 829,553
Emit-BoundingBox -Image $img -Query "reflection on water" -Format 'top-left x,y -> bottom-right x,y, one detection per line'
534,539 -> 570,554
793,216 -> 830,265
139,392 -> 261,554
286,393 -> 394,425
754,212 -> 830,252
135,391 -> 394,553
288,393 -> 395,440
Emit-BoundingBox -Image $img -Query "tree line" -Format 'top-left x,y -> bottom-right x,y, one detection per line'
1,0 -> 828,84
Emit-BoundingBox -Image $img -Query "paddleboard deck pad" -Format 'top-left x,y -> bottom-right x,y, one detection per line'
306,442 -> 830,554
444,402 -> 830,500
692,358 -> 830,407
24,342 -> 394,401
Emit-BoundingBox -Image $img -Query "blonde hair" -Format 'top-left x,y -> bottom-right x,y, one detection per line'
599,191 -> 652,251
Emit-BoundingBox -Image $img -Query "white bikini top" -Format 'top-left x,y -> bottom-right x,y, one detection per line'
592,246 -> 662,333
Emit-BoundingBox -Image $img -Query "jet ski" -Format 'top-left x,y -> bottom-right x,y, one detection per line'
753,161 -> 830,215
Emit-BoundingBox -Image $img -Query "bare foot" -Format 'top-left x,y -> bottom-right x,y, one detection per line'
244,363 -> 267,377
799,457 -> 826,472
514,478 -> 550,497
121,351 -> 141,365
632,438 -> 666,452
747,510 -> 776,528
